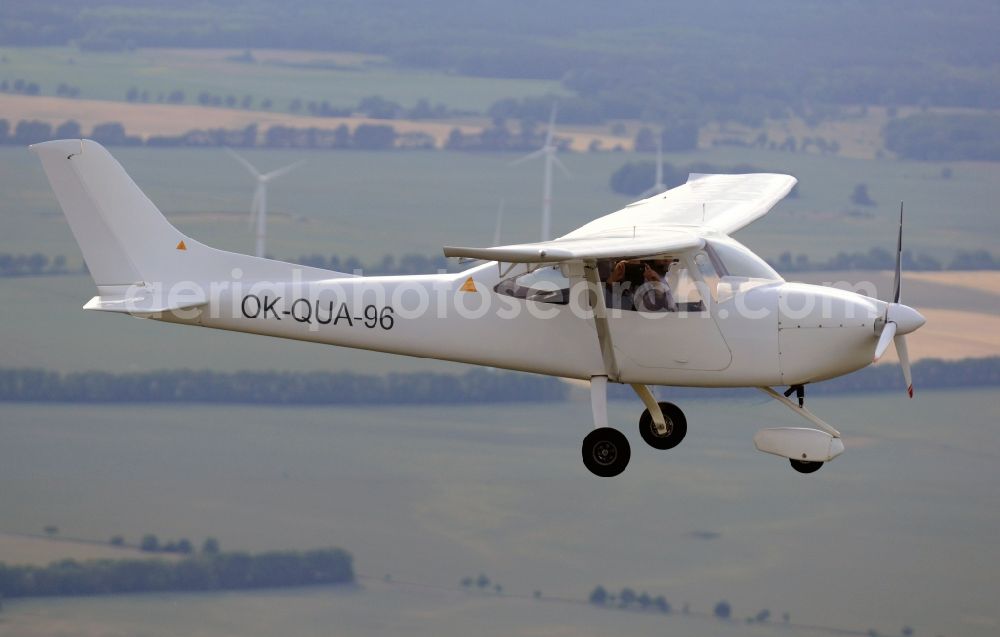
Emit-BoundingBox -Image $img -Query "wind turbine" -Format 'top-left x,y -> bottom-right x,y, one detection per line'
640,131 -> 668,198
510,104 -> 571,241
226,148 -> 304,258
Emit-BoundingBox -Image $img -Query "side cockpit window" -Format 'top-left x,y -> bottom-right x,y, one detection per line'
494,265 -> 570,304
600,257 -> 705,313
494,256 -> 711,313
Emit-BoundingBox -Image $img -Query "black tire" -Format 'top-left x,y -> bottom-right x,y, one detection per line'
582,427 -> 631,477
789,459 -> 823,474
639,402 -> 687,450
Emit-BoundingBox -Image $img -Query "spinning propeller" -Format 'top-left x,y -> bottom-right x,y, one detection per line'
872,203 -> 926,397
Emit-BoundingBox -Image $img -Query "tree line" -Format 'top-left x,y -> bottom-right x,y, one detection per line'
610,160 -> 778,196
0,253 -> 78,277
0,78 -> 80,97
0,119 -> 415,151
0,368 -> 570,405
1,358 -> 997,406
0,117 -> 566,152
1,70 -> 467,122
3,0 -> 996,131
588,586 -> 914,636
0,547 -> 353,598
885,113 -> 1000,161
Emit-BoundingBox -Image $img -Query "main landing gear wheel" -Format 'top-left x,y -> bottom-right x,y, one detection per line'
638,402 -> 687,450
789,459 -> 823,474
582,427 -> 631,477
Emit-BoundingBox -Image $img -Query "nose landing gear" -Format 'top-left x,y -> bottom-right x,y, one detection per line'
789,458 -> 823,473
757,387 -> 844,474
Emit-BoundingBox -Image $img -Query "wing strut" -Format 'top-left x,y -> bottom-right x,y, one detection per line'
583,260 -> 621,383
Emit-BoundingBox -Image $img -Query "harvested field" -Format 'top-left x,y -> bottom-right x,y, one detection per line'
875,308 -> 1000,363
0,94 -> 478,147
0,532 -> 176,566
0,94 -> 622,152
905,270 -> 1000,297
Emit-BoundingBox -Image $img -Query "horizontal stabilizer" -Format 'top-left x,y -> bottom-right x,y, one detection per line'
83,285 -> 207,316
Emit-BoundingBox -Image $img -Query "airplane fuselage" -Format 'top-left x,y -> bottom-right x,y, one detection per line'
155,262 -> 884,388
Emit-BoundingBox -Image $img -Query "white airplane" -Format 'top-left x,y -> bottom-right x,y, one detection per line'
32,139 -> 925,477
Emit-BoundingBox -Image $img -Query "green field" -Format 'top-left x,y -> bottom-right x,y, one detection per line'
1,389 -> 997,636
3,145 -> 998,264
0,46 -> 567,112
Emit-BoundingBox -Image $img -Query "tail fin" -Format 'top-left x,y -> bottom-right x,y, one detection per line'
32,140 -> 347,301
32,139 -> 187,287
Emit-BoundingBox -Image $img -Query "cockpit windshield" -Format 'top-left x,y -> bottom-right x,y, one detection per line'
705,238 -> 782,281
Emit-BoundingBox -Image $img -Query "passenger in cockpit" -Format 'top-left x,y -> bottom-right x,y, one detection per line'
635,260 -> 677,312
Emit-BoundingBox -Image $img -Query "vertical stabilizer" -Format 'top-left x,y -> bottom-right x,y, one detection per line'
32,139 -> 187,286
32,139 -> 351,297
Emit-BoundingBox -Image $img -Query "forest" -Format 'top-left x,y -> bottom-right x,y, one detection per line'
0,548 -> 354,598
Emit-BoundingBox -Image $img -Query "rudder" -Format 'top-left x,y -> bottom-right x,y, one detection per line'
32,139 -> 187,287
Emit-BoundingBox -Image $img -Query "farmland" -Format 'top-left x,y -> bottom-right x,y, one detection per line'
0,46 -> 567,113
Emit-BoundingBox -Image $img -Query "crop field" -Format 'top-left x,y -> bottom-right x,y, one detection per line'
0,93 -> 489,146
0,46 -> 568,112
1,389 -> 998,636
3,145 -> 999,263
0,532 -> 167,566
0,93 -> 626,152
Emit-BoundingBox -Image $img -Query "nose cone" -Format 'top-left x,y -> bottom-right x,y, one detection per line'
890,303 -> 926,335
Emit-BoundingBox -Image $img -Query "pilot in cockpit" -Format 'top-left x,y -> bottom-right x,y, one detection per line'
603,258 -> 677,312
635,259 -> 678,312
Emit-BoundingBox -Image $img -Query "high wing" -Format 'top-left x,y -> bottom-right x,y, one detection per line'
443,173 -> 796,263
443,229 -> 702,263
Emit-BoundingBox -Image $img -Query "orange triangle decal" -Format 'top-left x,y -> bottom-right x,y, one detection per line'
459,277 -> 477,293
176,240 -> 187,251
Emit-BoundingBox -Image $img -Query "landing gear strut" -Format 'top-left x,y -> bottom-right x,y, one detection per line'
581,377 -> 688,476
638,402 -> 687,450
582,375 -> 631,477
